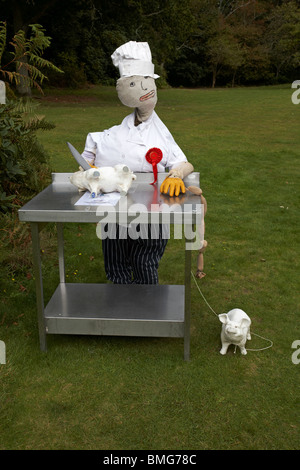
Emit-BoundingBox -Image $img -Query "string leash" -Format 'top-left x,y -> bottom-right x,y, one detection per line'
191,271 -> 273,353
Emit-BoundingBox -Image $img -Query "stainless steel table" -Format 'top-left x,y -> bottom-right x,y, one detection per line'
18,172 -> 204,360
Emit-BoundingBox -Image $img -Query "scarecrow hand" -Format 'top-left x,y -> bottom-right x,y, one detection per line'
160,177 -> 186,197
79,162 -> 98,171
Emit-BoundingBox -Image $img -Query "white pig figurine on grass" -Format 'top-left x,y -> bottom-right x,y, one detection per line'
70,164 -> 136,198
219,308 -> 251,355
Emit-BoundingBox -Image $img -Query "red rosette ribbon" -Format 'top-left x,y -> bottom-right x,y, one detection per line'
145,147 -> 163,185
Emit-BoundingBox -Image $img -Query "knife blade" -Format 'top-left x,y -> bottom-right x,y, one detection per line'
67,142 -> 91,171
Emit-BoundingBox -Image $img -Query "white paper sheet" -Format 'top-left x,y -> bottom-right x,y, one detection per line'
74,191 -> 121,206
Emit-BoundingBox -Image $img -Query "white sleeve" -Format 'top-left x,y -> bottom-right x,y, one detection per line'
166,137 -> 188,169
81,132 -> 103,166
154,113 -> 187,169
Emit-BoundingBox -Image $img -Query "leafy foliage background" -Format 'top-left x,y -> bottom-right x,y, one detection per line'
1,0 -> 299,88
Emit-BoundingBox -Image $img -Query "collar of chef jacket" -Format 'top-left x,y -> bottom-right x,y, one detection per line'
126,111 -> 155,146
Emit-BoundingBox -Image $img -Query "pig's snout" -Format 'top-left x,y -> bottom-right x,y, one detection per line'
226,325 -> 239,336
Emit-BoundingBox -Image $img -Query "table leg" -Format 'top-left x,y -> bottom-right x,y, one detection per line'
57,223 -> 65,283
184,231 -> 192,361
30,223 -> 47,352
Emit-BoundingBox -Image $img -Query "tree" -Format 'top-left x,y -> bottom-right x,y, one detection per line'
1,0 -> 62,94
206,23 -> 245,87
1,0 -> 299,87
265,1 -> 300,79
0,21 -> 62,96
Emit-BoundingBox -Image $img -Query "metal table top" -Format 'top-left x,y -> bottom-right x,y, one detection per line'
18,172 -> 203,223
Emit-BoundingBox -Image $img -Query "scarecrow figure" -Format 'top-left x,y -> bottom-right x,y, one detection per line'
81,41 -> 206,283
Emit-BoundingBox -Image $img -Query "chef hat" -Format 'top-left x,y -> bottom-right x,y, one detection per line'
111,41 -> 159,79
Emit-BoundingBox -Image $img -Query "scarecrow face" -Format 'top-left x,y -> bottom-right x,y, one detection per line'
116,75 -> 157,111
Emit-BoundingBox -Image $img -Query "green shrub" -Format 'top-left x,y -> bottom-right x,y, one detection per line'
0,100 -> 55,275
0,100 -> 54,212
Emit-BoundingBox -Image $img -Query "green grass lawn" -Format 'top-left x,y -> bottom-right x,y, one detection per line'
0,85 -> 299,450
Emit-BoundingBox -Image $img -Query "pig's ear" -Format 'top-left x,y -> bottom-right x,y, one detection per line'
218,314 -> 228,324
123,166 -> 129,173
240,318 -> 250,328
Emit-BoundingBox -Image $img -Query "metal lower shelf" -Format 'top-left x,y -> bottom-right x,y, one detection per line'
45,283 -> 185,338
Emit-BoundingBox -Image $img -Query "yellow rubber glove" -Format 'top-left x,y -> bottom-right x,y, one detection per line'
78,163 -> 98,171
160,177 -> 186,197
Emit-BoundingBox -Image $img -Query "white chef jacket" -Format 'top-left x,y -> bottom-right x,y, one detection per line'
81,110 -> 187,171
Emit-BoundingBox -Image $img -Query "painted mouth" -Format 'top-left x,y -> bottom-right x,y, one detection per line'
139,90 -> 155,102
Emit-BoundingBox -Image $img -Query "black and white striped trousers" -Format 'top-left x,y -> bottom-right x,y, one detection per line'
102,224 -> 169,284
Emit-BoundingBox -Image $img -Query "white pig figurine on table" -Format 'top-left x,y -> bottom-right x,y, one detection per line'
219,308 -> 251,355
70,164 -> 136,198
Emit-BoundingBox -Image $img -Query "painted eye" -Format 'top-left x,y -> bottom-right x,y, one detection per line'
130,82 -> 135,87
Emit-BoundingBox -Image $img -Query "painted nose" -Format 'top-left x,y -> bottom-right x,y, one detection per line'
141,81 -> 147,91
